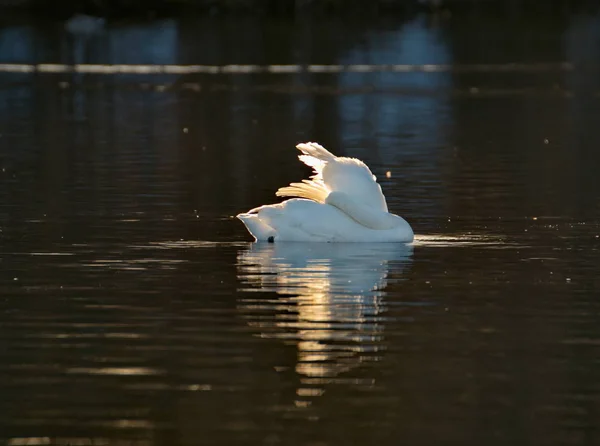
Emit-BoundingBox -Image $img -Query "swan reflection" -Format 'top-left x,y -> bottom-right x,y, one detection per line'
237,243 -> 413,402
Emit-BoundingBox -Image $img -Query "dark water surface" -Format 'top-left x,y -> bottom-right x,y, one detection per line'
1,10 -> 600,446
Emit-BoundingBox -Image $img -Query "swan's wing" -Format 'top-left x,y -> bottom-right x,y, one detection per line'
276,142 -> 388,212
321,156 -> 388,212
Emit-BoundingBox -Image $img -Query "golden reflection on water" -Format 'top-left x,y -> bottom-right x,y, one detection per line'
237,243 -> 413,405
414,233 -> 510,247
66,367 -> 162,376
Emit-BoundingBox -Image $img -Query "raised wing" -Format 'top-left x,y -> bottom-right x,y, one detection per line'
276,142 -> 388,212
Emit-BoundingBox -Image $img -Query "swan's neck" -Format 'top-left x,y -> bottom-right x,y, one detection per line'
325,191 -> 399,230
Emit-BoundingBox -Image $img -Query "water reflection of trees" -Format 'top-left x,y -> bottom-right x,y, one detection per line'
445,11 -> 600,221
1,11 -> 599,235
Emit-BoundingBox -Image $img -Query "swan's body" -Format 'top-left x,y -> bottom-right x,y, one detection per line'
237,142 -> 414,243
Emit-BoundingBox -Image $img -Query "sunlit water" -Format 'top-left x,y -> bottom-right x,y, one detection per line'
1,9 -> 600,446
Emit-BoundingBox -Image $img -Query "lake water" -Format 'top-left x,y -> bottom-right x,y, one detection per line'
1,8 -> 600,446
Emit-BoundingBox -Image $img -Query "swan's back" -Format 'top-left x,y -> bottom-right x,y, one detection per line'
322,157 -> 388,212
277,142 -> 388,212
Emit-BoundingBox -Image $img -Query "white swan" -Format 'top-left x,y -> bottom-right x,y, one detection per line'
237,142 -> 414,243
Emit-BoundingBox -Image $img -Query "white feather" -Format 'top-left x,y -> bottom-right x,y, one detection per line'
277,142 -> 388,212
238,142 -> 413,243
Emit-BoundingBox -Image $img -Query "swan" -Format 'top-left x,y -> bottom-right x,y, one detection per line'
237,142 -> 414,243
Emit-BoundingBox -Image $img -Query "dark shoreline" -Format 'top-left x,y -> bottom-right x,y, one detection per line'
1,0 -> 599,20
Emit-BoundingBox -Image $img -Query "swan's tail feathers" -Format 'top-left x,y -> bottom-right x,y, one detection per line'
278,142 -> 334,202
236,212 -> 275,241
276,180 -> 329,203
